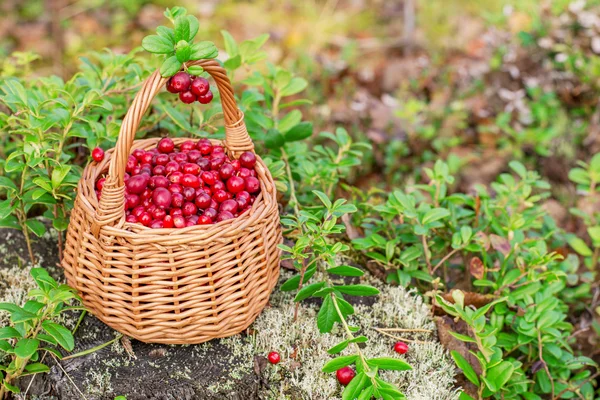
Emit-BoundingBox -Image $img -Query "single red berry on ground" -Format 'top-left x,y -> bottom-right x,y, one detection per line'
336,367 -> 356,386
393,341 -> 409,355
267,351 -> 281,364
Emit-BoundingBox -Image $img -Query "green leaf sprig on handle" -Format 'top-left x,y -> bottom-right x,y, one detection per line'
141,7 -> 218,78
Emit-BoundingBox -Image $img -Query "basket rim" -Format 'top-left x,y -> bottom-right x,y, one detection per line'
80,137 -> 278,239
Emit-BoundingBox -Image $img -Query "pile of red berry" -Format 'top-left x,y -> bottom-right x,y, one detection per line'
95,138 -> 261,228
166,72 -> 213,105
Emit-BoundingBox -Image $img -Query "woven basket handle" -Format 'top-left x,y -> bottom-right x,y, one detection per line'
92,59 -> 253,234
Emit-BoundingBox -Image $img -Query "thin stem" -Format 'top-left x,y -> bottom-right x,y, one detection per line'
538,331 -> 555,398
375,327 -> 432,333
61,334 -> 123,361
50,354 -> 88,399
421,235 -> 432,274
432,248 -> 460,274
373,328 -> 431,344
72,310 -> 87,335
552,371 -> 599,400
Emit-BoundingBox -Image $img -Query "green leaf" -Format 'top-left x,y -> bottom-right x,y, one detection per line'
0,340 -> 12,352
280,267 -> 317,291
357,386 -> 374,400
568,237 -> 592,257
221,30 -> 239,57
141,35 -> 174,54
26,219 -> 46,237
190,41 -> 219,60
0,177 -> 17,191
264,129 -> 285,149
14,338 -> 39,359
174,16 -> 190,42
42,321 -> 74,351
11,308 -> 37,323
0,303 -> 21,314
448,331 -> 476,343
322,355 -> 358,373
186,65 -> 204,76
451,351 -> 480,385
156,26 -> 175,42
312,190 -> 332,209
317,295 -> 338,333
509,161 -> 527,179
280,77 -> 308,97
294,281 -> 326,302
3,382 -> 20,393
335,285 -> 380,297
327,340 -> 349,355
327,265 -> 364,277
342,372 -> 367,400
284,122 -> 313,142
367,357 -> 412,371
24,362 -> 50,374
175,41 -> 191,63
51,165 -> 71,189
421,208 -> 451,225
484,361 -> 514,393
0,327 -> 21,340
187,15 -> 199,41
160,56 -> 182,78
459,392 -> 476,400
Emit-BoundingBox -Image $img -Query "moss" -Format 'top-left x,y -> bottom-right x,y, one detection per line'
249,271 -> 459,400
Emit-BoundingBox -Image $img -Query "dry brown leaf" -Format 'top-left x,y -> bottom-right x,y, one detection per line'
469,257 -> 484,280
490,234 -> 511,256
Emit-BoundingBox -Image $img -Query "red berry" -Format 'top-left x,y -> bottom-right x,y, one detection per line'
155,154 -> 169,165
195,193 -> 212,209
126,215 -> 138,223
170,72 -> 192,92
180,141 -> 196,152
152,208 -> 166,220
190,77 -> 210,96
204,208 -> 218,220
182,186 -> 196,201
197,215 -> 212,225
197,157 -> 210,171
139,212 -> 152,226
197,90 -> 213,104
174,152 -> 188,163
230,159 -> 241,171
182,202 -> 198,216
132,149 -> 145,160
197,140 -> 213,155
220,199 -> 238,214
213,180 -> 226,192
96,177 -> 106,191
150,220 -> 164,229
187,150 -> 202,162
219,163 -> 235,180
158,138 -> 175,154
126,156 -> 137,173
166,77 -> 179,93
179,91 -> 196,104
169,183 -> 183,194
170,208 -> 183,217
216,211 -> 234,222
169,171 -> 183,184
212,146 -> 225,154
126,175 -> 149,195
171,193 -> 184,208
125,194 -> 140,209
153,165 -> 166,176
336,367 -> 355,386
132,206 -> 145,218
245,177 -> 260,193
393,342 -> 409,355
153,187 -> 172,209
183,163 -> 201,175
163,215 -> 174,228
227,176 -> 245,193
92,147 -> 105,162
210,156 -> 225,170
182,174 -> 200,188
267,351 -> 281,365
213,190 -> 229,203
141,152 -> 153,164
173,215 -> 186,228
201,171 -> 216,186
239,151 -> 256,169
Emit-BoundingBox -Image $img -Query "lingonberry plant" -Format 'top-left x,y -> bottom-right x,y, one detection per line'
352,160 -> 599,398
0,268 -> 80,398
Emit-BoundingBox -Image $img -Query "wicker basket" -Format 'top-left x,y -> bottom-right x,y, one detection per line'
62,59 -> 281,344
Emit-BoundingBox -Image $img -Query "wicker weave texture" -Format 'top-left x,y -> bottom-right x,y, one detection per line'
62,60 -> 282,344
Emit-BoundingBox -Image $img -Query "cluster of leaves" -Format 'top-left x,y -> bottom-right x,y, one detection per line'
141,7 -> 218,77
0,51 -> 149,263
352,160 -> 599,398
280,192 -> 411,400
0,269 -> 80,397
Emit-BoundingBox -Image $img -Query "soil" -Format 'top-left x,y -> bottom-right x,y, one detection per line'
0,225 -> 263,400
